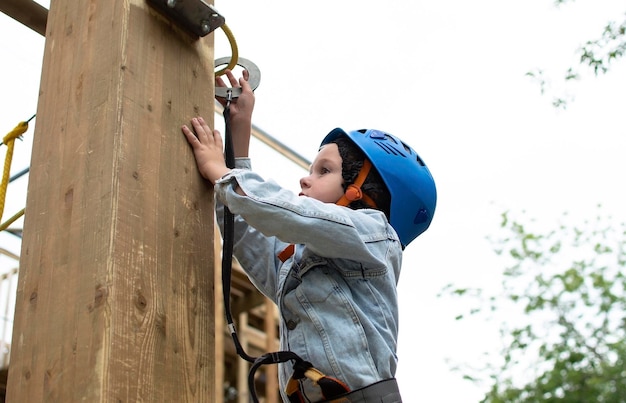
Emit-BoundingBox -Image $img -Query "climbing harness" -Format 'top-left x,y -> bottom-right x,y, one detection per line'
215,55 -> 353,402
212,18 -> 401,402
284,362 -> 351,403
0,115 -> 34,231
217,57 -> 258,367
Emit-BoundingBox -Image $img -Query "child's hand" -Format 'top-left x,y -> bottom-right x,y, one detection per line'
216,69 -> 255,123
216,70 -> 254,158
182,117 -> 231,184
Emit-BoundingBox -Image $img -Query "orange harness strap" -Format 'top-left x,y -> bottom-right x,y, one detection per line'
286,361 -> 351,403
278,244 -> 296,262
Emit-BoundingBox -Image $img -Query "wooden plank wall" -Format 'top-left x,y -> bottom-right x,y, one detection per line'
6,1 -> 216,401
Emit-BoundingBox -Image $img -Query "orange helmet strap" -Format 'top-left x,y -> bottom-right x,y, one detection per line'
336,159 -> 378,208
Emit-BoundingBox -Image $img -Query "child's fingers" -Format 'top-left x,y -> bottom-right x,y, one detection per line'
189,117 -> 211,139
197,116 -> 211,132
212,129 -> 223,148
182,125 -> 200,145
240,77 -> 252,93
225,70 -> 238,87
183,117 -> 213,145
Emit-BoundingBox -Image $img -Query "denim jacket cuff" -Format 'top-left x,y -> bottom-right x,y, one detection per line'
215,158 -> 251,185
234,157 -> 251,170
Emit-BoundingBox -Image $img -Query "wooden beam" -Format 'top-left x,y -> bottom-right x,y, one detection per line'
232,289 -> 266,316
264,298 -> 278,402
215,102 -> 311,171
0,0 -> 48,36
237,312 -> 249,403
6,1 -> 216,401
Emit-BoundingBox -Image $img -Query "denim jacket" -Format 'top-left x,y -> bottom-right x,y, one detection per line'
215,158 -> 402,402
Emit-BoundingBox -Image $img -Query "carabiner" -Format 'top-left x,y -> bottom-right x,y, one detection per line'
225,88 -> 233,108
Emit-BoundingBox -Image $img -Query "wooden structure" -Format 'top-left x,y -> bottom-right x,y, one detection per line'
1,1 -> 289,401
215,229 -> 280,403
0,0 -> 48,36
6,0 -> 216,401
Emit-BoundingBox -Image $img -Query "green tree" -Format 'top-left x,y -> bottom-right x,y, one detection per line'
441,208 -> 626,402
527,1 -> 626,109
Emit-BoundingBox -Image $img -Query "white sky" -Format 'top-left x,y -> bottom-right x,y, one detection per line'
1,0 -> 626,401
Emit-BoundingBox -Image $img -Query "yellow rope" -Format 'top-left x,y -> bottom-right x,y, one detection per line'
215,23 -> 239,77
0,120 -> 28,225
0,208 -> 24,232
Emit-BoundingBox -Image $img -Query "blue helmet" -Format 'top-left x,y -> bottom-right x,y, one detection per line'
321,128 -> 437,247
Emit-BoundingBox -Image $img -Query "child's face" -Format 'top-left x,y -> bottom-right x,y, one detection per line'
299,143 -> 345,203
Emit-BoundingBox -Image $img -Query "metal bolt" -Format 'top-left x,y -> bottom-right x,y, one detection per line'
200,20 -> 211,35
166,0 -> 176,8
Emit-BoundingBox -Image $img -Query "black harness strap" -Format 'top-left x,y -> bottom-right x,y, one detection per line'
221,94 -> 256,364
221,93 -> 312,402
218,69 -> 352,403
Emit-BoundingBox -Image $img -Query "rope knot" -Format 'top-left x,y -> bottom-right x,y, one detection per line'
3,121 -> 28,145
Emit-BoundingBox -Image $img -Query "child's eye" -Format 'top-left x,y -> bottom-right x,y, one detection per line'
320,167 -> 330,175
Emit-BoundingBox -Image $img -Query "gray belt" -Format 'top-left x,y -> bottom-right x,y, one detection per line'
321,378 -> 402,403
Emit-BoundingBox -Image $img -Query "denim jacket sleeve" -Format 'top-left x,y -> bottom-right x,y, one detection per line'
214,159 -> 401,296
214,159 -> 287,300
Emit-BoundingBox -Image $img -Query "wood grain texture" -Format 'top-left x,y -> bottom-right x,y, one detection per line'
7,1 -> 216,401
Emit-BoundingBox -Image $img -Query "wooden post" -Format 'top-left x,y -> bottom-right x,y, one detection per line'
214,222 -> 224,403
6,0 -> 216,401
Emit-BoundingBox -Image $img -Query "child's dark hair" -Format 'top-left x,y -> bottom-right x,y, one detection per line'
330,137 -> 391,219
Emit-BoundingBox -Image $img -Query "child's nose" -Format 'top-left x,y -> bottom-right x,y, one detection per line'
299,175 -> 310,189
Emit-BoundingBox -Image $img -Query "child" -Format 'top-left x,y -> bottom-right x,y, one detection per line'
182,71 -> 436,402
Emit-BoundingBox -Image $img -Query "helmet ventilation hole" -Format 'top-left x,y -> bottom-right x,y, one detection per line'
374,141 -> 406,157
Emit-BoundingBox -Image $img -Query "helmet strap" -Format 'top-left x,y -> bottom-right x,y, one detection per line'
336,159 -> 378,209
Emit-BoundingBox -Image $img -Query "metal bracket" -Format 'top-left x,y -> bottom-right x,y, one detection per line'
215,57 -> 261,99
147,0 -> 225,37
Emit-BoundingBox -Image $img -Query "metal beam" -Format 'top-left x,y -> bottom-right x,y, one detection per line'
0,0 -> 48,36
